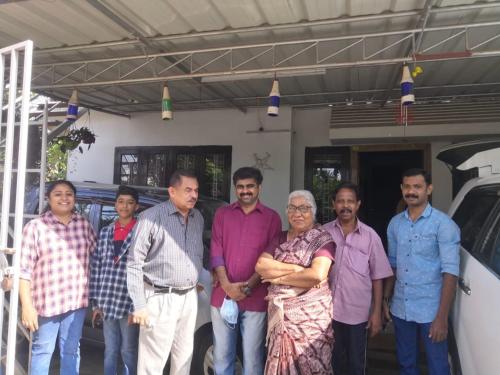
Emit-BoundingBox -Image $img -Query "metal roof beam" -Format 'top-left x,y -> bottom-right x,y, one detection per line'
84,0 -> 247,114
34,2 -> 500,55
30,22 -> 500,90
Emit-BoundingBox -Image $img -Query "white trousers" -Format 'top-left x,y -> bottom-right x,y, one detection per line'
137,284 -> 198,375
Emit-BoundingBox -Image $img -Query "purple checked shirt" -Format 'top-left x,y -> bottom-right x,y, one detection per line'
323,218 -> 393,325
210,201 -> 282,312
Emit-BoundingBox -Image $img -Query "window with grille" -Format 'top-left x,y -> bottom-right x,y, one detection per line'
305,147 -> 350,224
114,146 -> 232,202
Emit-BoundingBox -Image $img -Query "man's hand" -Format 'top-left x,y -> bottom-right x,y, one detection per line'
222,281 -> 247,301
92,309 -> 104,328
1,276 -> 12,291
429,315 -> 448,343
367,311 -> 383,338
131,308 -> 150,327
382,299 -> 392,323
127,314 -> 135,325
21,305 -> 38,332
211,271 -> 219,288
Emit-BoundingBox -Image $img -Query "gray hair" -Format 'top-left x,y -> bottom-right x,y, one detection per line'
287,190 -> 317,218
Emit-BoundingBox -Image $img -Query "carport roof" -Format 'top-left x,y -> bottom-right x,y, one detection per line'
1,0 -> 500,116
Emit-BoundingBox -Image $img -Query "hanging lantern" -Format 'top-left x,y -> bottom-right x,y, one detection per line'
267,79 -> 280,116
400,65 -> 415,106
66,89 -> 79,122
162,84 -> 173,121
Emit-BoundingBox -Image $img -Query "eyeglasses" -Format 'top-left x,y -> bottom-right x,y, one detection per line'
287,205 -> 312,214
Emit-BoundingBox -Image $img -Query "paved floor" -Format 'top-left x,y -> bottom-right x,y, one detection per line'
22,323 -> 426,374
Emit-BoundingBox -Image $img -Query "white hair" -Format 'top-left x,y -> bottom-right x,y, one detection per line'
287,190 -> 317,218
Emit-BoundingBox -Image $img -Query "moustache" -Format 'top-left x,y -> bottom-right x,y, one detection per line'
240,193 -> 253,197
404,194 -> 418,199
340,208 -> 352,214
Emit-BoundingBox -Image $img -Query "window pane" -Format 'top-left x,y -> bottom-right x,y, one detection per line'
176,153 -> 196,170
452,186 -> 499,252
478,211 -> 500,277
120,154 -> 138,185
74,200 -> 93,219
204,153 -> 225,200
146,153 -> 167,187
100,204 -> 119,229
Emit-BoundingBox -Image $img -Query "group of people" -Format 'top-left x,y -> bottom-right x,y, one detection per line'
18,166 -> 460,375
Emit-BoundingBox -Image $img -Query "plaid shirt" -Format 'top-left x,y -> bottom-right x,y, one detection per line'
20,211 -> 97,317
89,222 -> 135,320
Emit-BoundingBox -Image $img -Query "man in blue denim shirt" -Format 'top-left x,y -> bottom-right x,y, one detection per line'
383,168 -> 460,375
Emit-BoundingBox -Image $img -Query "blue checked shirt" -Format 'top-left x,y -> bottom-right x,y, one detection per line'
387,204 -> 460,323
89,222 -> 135,320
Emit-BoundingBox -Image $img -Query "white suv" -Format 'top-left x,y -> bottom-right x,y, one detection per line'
437,140 -> 500,375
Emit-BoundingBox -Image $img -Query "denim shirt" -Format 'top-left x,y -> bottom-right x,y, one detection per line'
387,204 -> 460,323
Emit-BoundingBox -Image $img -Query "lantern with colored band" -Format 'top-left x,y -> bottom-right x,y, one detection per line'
400,65 -> 415,106
66,89 -> 79,122
162,84 -> 173,121
267,79 -> 280,116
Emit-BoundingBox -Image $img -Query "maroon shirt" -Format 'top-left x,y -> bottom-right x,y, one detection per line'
210,201 -> 282,312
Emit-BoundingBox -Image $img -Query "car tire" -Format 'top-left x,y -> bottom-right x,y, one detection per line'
191,324 -> 243,375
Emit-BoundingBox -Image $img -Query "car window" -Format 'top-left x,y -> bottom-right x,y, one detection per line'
477,209 -> 500,278
452,185 -> 500,253
75,200 -> 93,219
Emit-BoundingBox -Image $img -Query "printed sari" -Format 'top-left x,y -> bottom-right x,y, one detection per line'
265,227 -> 335,375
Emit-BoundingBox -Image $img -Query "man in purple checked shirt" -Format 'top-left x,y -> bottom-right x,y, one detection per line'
210,167 -> 282,375
323,182 -> 393,375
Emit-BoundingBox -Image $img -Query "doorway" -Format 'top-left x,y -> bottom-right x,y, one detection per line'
356,146 -> 429,248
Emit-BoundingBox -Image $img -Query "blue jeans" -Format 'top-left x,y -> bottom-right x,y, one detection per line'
103,317 -> 139,375
30,308 -> 86,375
392,315 -> 450,375
211,306 -> 266,375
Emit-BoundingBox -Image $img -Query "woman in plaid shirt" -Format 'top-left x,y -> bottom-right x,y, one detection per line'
89,185 -> 140,375
19,180 -> 97,375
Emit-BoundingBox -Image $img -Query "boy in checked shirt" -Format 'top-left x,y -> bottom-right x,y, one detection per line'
90,186 -> 140,375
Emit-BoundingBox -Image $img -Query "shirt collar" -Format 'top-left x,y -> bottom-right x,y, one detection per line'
403,203 -> 433,221
166,199 -> 195,217
230,200 -> 264,213
332,217 -> 362,234
43,210 -> 77,225
114,218 -> 137,231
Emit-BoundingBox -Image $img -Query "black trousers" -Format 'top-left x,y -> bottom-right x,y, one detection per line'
332,320 -> 368,375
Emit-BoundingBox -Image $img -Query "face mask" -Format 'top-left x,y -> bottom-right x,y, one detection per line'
220,297 -> 239,329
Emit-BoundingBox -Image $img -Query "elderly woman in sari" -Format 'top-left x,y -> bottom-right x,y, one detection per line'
255,190 -> 336,375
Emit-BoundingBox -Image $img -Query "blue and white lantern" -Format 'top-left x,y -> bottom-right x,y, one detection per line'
400,65 -> 415,106
66,89 -> 79,122
267,79 -> 280,116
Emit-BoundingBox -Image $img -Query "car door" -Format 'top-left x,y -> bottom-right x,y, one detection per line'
449,185 -> 500,375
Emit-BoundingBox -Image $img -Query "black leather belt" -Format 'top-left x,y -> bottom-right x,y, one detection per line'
145,280 -> 194,295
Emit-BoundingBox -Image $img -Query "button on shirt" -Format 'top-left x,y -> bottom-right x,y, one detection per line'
20,211 -> 97,317
387,204 -> 460,323
210,201 -> 282,312
127,200 -> 204,311
323,219 -> 393,325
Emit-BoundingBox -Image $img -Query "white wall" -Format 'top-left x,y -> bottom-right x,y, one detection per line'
68,107 -> 293,224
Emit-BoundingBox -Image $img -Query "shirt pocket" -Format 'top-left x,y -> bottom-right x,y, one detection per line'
346,248 -> 370,276
411,231 -> 438,260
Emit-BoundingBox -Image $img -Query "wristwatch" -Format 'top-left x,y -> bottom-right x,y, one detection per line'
242,285 -> 252,296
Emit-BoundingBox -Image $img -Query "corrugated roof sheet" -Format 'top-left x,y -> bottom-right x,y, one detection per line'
0,0 -> 499,114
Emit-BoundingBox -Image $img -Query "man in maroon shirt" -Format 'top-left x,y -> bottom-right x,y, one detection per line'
210,167 -> 282,375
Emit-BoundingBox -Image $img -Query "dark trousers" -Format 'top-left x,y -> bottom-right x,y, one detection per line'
392,315 -> 450,375
332,320 -> 367,375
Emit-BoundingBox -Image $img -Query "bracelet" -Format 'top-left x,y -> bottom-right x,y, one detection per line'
383,296 -> 391,304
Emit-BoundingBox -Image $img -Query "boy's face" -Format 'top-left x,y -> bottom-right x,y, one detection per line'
115,194 -> 139,220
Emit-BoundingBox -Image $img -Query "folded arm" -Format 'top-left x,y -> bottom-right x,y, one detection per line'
255,252 -> 304,279
263,256 -> 332,289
